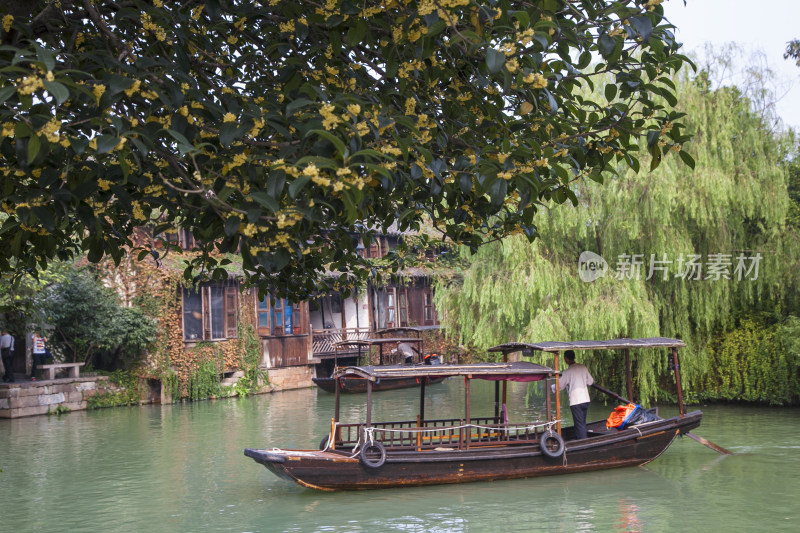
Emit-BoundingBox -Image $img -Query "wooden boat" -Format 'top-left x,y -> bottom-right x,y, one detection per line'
312,336 -> 445,393
246,337 -> 702,490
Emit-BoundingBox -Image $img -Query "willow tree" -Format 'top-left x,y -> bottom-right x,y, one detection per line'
0,0 -> 692,298
436,72 -> 797,402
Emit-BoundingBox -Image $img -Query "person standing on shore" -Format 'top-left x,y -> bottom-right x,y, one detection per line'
31,334 -> 49,381
1,330 -> 15,383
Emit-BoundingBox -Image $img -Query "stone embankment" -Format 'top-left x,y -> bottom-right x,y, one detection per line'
0,377 -> 110,418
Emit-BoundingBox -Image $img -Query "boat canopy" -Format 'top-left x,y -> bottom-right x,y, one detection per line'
487,337 -> 685,355
376,325 -> 442,335
332,361 -> 555,382
333,337 -> 422,348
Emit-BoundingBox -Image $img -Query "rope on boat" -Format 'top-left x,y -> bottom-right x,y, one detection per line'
268,448 -> 320,457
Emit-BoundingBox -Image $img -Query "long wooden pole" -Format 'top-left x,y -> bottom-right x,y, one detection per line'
465,377 -> 471,450
624,348 -> 633,402
554,352 -> 562,434
494,381 -> 500,421
590,382 -> 733,455
366,379 -> 372,426
672,347 -> 685,417
420,377 -> 426,423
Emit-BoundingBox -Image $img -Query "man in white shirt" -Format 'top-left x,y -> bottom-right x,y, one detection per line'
557,350 -> 594,440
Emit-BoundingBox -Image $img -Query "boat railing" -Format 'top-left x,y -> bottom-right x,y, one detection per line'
332,417 -> 554,451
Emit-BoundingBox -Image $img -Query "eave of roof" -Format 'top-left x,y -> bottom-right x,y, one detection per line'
332,361 -> 555,381
487,337 -> 686,354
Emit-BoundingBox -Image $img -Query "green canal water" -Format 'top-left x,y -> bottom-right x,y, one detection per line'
1,379 -> 799,532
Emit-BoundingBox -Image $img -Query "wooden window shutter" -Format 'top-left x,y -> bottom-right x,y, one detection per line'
225,285 -> 238,338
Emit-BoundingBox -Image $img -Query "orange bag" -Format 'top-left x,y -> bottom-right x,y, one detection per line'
606,403 -> 638,429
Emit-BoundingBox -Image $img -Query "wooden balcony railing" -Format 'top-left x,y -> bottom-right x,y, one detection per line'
312,327 -> 371,356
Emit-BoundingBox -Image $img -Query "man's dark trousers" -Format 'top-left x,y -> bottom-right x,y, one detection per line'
1,347 -> 14,382
571,402 -> 589,440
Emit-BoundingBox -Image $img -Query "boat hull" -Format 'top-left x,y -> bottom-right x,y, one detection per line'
312,376 -> 446,393
244,410 -> 702,490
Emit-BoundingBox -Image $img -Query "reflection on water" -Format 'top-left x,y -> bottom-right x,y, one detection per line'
1,380 -> 799,532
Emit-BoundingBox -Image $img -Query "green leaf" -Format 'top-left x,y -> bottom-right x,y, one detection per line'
224,216 -> 241,237
346,19 -> 367,46
678,150 -> 696,170
0,85 -> 16,104
486,48 -> 505,74
288,176 -> 310,198
604,83 -> 617,101
285,97 -> 314,116
35,45 -> 55,72
598,34 -> 616,58
95,135 -> 119,154
32,206 -> 55,231
308,129 -> 346,157
43,80 -> 69,105
629,16 -> 653,42
649,144 -> 662,171
219,122 -> 240,146
251,191 -> 279,213
27,134 -> 41,163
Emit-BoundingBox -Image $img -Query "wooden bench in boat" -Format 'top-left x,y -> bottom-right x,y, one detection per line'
38,362 -> 85,381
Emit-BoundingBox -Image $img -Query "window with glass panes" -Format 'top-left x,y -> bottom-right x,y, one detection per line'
256,296 -> 303,336
182,283 -> 238,341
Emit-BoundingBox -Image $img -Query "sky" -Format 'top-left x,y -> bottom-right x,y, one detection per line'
664,0 -> 800,132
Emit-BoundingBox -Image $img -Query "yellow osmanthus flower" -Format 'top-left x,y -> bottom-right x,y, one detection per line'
223,112 -> 236,123
405,97 -> 416,115
1,122 -> 14,137
524,72 -> 548,89
2,15 -> 13,32
124,79 -> 141,97
533,158 -> 549,168
40,118 -> 60,143
554,148 -> 568,158
141,13 -> 167,42
98,178 -> 113,191
320,104 -> 340,130
505,58 -> 519,73
279,20 -> 295,34
347,103 -> 361,116
249,117 -> 264,137
303,163 -> 331,187
380,145 -> 402,157
234,17 -> 247,30
17,75 -> 44,95
241,223 -> 258,237
229,153 -> 247,169
355,121 -> 369,136
191,5 -> 204,20
178,106 -> 189,117
498,171 -> 513,180
227,36 -> 238,45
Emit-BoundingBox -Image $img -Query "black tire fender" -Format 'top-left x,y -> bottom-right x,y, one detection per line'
359,441 -> 387,468
539,430 -> 565,459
